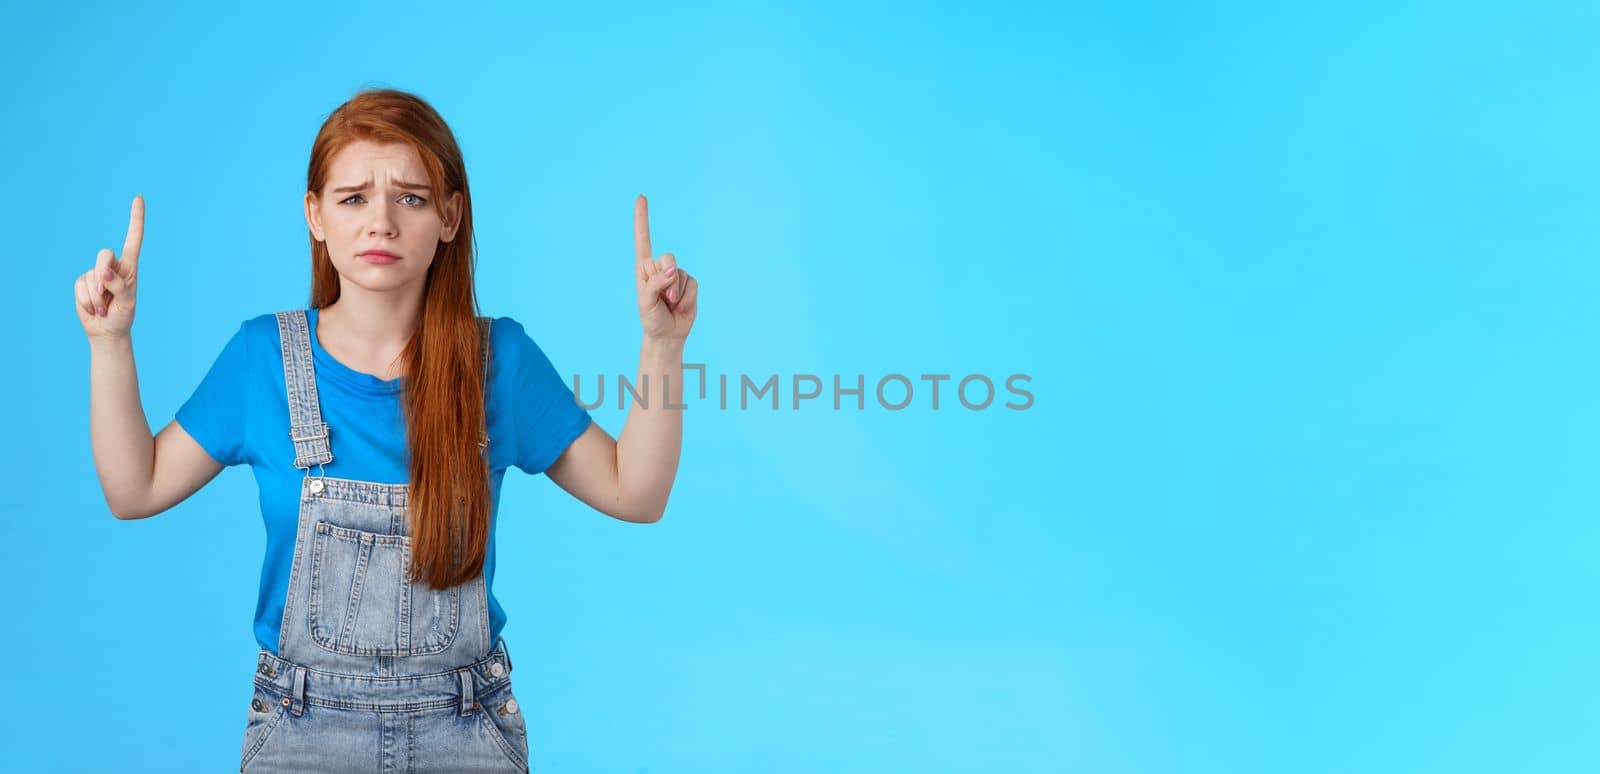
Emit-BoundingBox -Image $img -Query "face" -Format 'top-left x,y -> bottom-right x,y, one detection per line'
304,139 -> 462,295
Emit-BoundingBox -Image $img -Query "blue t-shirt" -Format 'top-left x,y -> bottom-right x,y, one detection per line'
175,307 -> 593,655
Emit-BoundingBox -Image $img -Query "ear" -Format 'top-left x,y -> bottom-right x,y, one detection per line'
304,190 -> 325,242
440,190 -> 464,243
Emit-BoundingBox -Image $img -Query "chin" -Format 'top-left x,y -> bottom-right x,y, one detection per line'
351,274 -> 420,291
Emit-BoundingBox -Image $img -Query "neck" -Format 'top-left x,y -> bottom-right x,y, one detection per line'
319,282 -> 425,364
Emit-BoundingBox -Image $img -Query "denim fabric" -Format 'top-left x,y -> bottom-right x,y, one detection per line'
240,310 -> 529,772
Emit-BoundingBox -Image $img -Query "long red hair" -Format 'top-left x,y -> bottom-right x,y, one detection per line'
304,88 -> 488,590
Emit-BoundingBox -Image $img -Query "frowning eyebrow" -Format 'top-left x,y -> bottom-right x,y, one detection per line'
331,180 -> 432,193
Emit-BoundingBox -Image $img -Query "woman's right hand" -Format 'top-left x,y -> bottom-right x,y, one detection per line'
75,194 -> 144,340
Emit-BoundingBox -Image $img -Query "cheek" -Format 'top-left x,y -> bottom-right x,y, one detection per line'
409,251 -> 437,272
409,221 -> 446,249
318,215 -> 352,242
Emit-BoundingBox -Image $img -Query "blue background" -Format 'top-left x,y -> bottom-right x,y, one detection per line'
4,1 -> 1595,771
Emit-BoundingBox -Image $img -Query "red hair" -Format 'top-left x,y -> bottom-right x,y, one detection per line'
305,87 -> 488,590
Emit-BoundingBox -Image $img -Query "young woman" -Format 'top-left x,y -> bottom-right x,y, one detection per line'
75,88 -> 698,772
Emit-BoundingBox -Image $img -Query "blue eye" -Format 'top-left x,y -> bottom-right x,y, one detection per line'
338,193 -> 427,206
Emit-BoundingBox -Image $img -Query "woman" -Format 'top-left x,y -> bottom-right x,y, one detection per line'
74,88 -> 698,772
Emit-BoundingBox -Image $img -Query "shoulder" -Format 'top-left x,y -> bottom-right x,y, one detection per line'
486,314 -> 521,338
246,311 -> 283,333
194,311 -> 280,347
485,315 -> 570,384
212,311 -> 299,361
241,311 -> 288,349
486,315 -> 545,359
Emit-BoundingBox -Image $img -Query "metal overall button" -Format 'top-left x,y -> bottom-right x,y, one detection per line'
251,697 -> 266,712
308,478 -> 325,495
488,662 -> 504,678
499,698 -> 519,715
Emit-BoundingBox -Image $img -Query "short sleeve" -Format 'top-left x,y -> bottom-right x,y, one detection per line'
175,321 -> 251,467
502,318 -> 593,475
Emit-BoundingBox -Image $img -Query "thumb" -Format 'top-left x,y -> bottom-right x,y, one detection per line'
103,263 -> 130,296
648,262 -> 678,299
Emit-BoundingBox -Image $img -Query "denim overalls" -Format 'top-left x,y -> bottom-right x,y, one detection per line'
239,309 -> 530,773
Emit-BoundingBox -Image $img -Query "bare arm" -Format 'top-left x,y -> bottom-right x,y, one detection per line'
548,335 -> 685,522
78,195 -> 225,519
546,194 -> 698,523
89,335 -> 223,519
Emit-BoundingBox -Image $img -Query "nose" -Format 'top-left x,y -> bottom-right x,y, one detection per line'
366,202 -> 399,238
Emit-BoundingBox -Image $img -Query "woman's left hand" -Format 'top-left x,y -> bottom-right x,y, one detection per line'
634,194 -> 698,342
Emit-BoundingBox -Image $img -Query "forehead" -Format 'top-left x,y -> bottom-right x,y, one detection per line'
327,139 -> 427,182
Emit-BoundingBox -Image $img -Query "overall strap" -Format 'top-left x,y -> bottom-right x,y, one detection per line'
275,309 -> 333,470
275,310 -> 487,466
478,316 -> 491,456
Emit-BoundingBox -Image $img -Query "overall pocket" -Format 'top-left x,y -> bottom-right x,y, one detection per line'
307,520 -> 461,656
240,686 -> 287,770
476,679 -> 530,771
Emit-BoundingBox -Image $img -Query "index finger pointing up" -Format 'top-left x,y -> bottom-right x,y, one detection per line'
634,194 -> 652,273
121,194 -> 145,274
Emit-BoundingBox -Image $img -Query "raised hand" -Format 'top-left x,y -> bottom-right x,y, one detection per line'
634,194 -> 698,341
75,194 -> 144,339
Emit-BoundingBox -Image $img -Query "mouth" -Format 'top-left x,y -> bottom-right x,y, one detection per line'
359,250 -> 402,264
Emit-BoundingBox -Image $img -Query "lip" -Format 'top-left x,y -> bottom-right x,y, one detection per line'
359,249 -> 401,264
